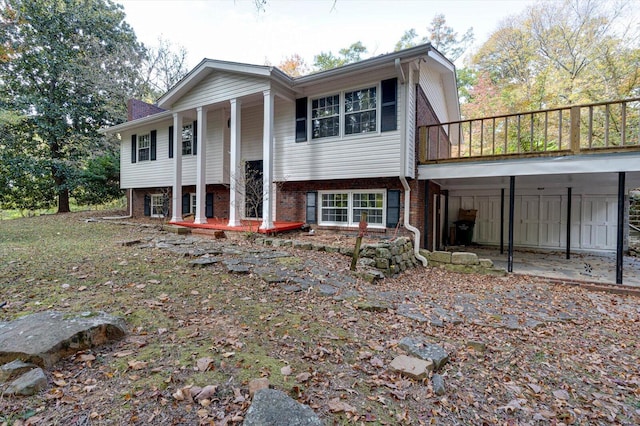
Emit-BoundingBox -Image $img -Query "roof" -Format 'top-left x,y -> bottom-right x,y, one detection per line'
101,43 -> 459,134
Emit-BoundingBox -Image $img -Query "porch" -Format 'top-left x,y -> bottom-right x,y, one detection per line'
170,217 -> 305,234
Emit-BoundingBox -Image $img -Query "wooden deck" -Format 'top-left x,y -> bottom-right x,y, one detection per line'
170,218 -> 305,234
420,97 -> 640,163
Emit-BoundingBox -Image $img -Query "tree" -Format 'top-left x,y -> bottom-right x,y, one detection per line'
139,37 -> 190,101
313,41 -> 367,71
0,0 -> 145,213
468,0 -> 639,114
394,14 -> 474,62
73,153 -> 122,208
278,53 -> 309,77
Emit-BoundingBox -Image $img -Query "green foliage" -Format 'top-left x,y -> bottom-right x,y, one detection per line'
0,0 -> 145,213
313,41 -> 367,71
73,153 -> 123,207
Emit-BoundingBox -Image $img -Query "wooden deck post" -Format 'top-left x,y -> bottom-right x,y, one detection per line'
570,106 -> 581,153
351,212 -> 368,271
419,126 -> 427,163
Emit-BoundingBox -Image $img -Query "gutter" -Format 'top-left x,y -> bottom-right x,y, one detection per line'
397,59 -> 428,267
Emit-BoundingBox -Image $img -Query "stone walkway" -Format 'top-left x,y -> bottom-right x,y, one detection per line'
139,234 -> 635,332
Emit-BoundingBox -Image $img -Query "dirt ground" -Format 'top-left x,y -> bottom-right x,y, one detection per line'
1,211 -> 639,425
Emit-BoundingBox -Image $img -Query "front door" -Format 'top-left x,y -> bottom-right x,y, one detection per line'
244,160 -> 263,219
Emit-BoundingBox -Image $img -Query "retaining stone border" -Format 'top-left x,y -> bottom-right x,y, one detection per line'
254,236 -> 506,277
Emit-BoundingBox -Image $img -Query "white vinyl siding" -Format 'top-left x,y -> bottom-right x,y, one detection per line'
172,72 -> 269,111
273,78 -> 403,182
419,62 -> 450,124
240,105 -> 263,161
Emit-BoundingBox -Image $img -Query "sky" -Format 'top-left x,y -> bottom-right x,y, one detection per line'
117,0 -> 539,70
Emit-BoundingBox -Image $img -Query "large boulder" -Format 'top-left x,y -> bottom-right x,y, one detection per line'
0,311 -> 126,368
243,388 -> 322,426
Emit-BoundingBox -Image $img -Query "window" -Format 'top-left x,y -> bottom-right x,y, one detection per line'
138,134 -> 150,161
191,194 -> 197,214
182,123 -> 193,155
319,190 -> 385,227
151,194 -> 167,218
312,94 -> 340,139
345,87 -> 377,135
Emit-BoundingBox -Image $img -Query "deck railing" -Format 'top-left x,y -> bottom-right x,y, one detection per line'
419,97 -> 640,163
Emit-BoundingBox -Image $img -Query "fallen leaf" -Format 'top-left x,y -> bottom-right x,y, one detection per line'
113,350 -> 134,358
195,385 -> 217,401
328,397 -> 357,414
196,357 -> 214,372
222,352 -> 235,358
296,372 -> 312,383
281,365 -> 292,376
528,383 -> 542,394
553,389 -> 570,400
128,360 -> 148,370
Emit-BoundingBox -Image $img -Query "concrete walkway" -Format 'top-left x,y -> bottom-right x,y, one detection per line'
465,246 -> 640,288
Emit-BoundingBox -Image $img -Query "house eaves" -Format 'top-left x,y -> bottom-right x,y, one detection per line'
156,59 -> 293,110
99,110 -> 173,135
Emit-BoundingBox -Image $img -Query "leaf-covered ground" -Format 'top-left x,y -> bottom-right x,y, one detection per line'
1,211 -> 639,425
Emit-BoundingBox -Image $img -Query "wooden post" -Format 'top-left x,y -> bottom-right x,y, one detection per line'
350,212 -> 368,271
419,126 -> 427,163
570,106 -> 581,153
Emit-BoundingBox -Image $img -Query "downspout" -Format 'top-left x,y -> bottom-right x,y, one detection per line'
396,58 -> 428,267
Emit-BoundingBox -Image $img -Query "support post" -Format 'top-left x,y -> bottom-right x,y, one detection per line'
351,212 -> 368,271
443,190 -> 449,246
500,188 -> 505,254
228,99 -> 242,227
570,106 -> 581,154
260,89 -> 275,230
566,187 -> 572,260
508,176 -> 515,273
194,107 -> 208,224
170,113 -> 183,223
616,172 -> 625,284
423,180 -> 430,248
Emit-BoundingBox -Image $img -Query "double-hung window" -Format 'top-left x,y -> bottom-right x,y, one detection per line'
319,190 -> 385,227
312,94 -> 340,139
137,134 -> 150,161
345,87 -> 377,135
151,194 -> 166,218
182,123 -> 194,155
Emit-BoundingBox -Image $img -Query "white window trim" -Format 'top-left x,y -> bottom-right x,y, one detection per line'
190,193 -> 197,214
150,194 -> 166,218
318,189 -> 386,228
309,83 -> 381,142
138,133 -> 150,162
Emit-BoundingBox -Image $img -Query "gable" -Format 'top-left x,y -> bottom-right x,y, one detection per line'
170,71 -> 271,111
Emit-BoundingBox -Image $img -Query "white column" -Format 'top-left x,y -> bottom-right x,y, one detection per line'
170,113 -> 183,222
194,107 -> 208,224
228,99 -> 242,226
260,89 -> 274,230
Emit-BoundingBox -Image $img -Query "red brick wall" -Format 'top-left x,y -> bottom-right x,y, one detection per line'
131,185 -> 230,219
127,99 -> 165,121
416,86 -> 451,161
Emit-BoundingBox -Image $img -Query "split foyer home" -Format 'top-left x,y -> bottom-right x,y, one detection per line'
102,44 -> 640,283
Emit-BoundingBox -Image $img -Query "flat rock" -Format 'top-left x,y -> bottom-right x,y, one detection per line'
190,257 -> 221,267
397,303 -> 429,323
399,337 -> 449,370
389,355 -> 433,380
243,388 -> 322,426
431,373 -> 445,396
0,359 -> 39,382
248,378 -> 270,397
4,367 -> 47,396
0,311 -> 126,368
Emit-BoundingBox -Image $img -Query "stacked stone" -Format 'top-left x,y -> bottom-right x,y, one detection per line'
358,237 -> 419,276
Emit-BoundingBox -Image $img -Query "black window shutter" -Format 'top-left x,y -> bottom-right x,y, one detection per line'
150,130 -> 157,161
295,97 -> 307,142
205,193 -> 214,218
306,191 -> 317,224
386,189 -> 401,228
168,126 -> 174,159
143,194 -> 150,216
192,121 -> 198,155
131,134 -> 137,163
381,78 -> 398,132
182,193 -> 190,214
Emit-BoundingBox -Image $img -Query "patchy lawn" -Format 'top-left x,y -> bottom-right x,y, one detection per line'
1,211 -> 639,425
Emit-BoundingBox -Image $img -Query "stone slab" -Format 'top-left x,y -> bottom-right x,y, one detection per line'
451,252 -> 479,265
0,311 -> 126,368
399,337 -> 449,370
244,388 -> 322,426
389,355 -> 433,380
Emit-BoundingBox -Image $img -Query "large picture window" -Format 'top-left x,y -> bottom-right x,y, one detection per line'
137,134 -> 150,161
312,94 -> 340,139
319,190 -> 385,227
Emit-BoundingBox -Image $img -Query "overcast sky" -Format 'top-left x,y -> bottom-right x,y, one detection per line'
117,0 -> 540,69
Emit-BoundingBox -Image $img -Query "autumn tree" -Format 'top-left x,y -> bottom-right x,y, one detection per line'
468,0 -> 639,115
278,54 -> 309,77
0,0 -> 145,213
